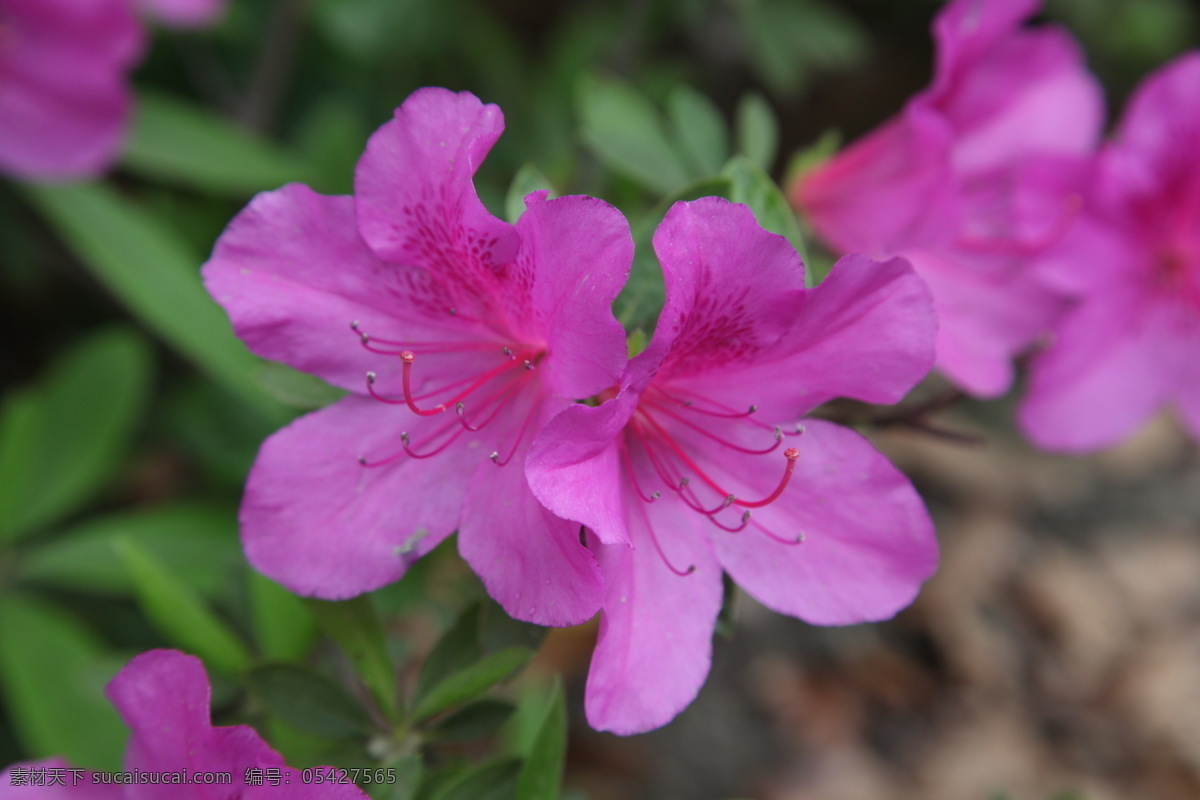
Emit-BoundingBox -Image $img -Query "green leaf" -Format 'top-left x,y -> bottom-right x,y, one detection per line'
0,595 -> 126,769
0,328 -> 151,543
515,680 -> 566,800
372,753 -> 423,800
21,503 -> 239,598
23,182 -> 281,417
736,0 -> 867,97
785,128 -> 842,189
722,156 -> 807,273
117,537 -> 253,674
412,647 -> 532,722
305,596 -> 397,715
415,605 -> 484,704
505,164 -> 556,225
123,92 -> 310,194
426,699 -> 515,743
577,73 -> 691,195
424,759 -> 521,800
248,664 -> 374,739
735,93 -> 779,172
667,85 -> 729,176
479,599 -> 548,656
250,571 -> 317,661
253,363 -> 347,410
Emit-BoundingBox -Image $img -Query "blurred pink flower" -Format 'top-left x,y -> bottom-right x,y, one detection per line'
0,0 -> 143,180
1019,52 -> 1200,450
0,650 -> 366,799
526,198 -> 939,734
792,0 -> 1103,397
203,88 -> 631,626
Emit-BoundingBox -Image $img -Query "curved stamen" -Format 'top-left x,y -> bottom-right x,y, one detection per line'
490,393 -> 543,467
365,372 -> 409,405
643,397 -> 784,455
621,442 -> 661,503
734,448 -> 801,509
400,428 -> 467,459
632,424 -> 737,516
709,510 -> 752,533
399,352 -> 448,416
753,519 -> 805,546
633,492 -> 695,577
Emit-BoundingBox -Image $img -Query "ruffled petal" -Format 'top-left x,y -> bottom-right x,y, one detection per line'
1018,287 -> 1177,451
705,420 -> 937,625
0,0 -> 142,179
0,759 -> 121,800
203,183 -> 499,394
584,494 -> 723,735
459,411 -> 604,627
241,395 -> 476,598
793,105 -> 959,256
929,0 -> 1039,92
669,253 -> 936,421
354,88 -> 519,320
512,193 -> 632,399
526,395 -> 638,546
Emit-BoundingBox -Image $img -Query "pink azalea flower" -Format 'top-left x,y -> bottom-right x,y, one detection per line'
525,198 -> 939,734
791,0 -> 1103,397
0,0 -> 143,180
0,650 -> 366,799
1019,52 -> 1200,450
203,89 -> 631,626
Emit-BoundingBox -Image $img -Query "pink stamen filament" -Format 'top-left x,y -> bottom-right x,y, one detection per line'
751,518 -> 805,546
400,350 -> 535,416
631,424 -> 733,516
643,396 -> 783,455
732,448 -> 800,509
455,368 -> 539,432
632,488 -> 695,577
621,442 -> 661,503
490,393 -> 543,467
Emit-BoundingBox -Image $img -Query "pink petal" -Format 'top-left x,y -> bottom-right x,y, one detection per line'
793,106 -> 959,256
705,420 -> 937,625
0,759 -> 121,800
241,395 -> 473,598
929,0 -> 1039,91
458,409 -> 605,627
526,394 -> 638,547
512,192 -> 632,399
671,253 -> 937,421
203,184 -> 499,395
584,496 -> 723,735
1018,287 -> 1178,451
0,0 -> 142,180
354,88 -> 519,321
135,0 -> 225,28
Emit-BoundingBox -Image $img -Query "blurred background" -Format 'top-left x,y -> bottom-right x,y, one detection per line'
1,0 -> 1199,798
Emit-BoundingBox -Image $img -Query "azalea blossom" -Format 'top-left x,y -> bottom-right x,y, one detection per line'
1019,52 -> 1200,450
526,198 -> 939,734
0,0 -> 143,180
203,88 -> 631,625
791,0 -> 1103,397
0,650 -> 366,799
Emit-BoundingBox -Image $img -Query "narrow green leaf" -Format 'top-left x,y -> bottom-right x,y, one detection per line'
253,363 -> 346,410
248,664 -> 374,739
415,605 -> 484,703
21,503 -> 239,598
117,538 -> 253,674
667,85 -> 729,176
0,328 -> 152,542
250,571 -> 317,661
23,182 -> 281,417
412,647 -> 532,722
515,680 -> 566,800
735,93 -> 779,172
123,92 -> 309,194
722,156 -> 808,274
0,595 -> 126,769
425,759 -> 521,800
505,164 -> 556,225
305,596 -> 397,715
577,73 -> 690,195
427,699 -> 515,743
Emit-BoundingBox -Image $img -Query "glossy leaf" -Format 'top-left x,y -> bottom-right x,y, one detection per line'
577,73 -> 690,195
306,596 -> 397,715
0,328 -> 151,543
0,595 -> 126,769
123,92 -> 310,194
117,537 -> 253,674
23,182 -> 281,417
21,503 -> 239,598
248,664 -> 374,739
